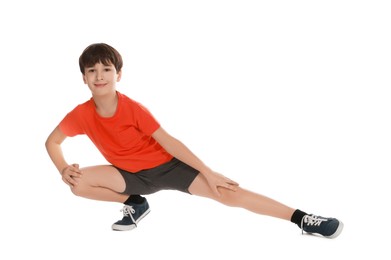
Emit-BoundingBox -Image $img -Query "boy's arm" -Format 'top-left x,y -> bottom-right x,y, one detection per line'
45,126 -> 81,187
152,127 -> 238,196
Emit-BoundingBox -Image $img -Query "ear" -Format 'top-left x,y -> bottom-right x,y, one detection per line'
116,70 -> 122,82
82,74 -> 87,84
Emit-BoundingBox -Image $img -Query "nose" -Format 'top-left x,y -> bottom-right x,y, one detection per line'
96,71 -> 103,80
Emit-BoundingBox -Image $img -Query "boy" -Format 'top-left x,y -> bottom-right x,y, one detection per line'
45,43 -> 344,238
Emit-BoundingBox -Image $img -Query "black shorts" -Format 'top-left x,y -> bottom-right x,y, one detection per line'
115,158 -> 199,195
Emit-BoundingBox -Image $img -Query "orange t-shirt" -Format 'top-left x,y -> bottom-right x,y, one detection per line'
59,92 -> 173,172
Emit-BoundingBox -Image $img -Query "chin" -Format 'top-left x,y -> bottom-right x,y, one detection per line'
92,88 -> 116,96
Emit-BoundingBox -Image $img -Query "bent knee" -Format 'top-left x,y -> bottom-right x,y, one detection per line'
70,178 -> 88,197
70,185 -> 83,197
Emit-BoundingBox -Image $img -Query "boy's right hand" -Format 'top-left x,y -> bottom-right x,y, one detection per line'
61,163 -> 82,188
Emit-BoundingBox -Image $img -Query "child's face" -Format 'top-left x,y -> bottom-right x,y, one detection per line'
83,62 -> 122,96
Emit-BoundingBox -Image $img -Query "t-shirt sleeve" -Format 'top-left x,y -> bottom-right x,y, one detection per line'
133,101 -> 160,136
59,106 -> 85,137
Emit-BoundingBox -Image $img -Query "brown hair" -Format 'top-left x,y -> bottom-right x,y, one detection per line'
79,43 -> 123,74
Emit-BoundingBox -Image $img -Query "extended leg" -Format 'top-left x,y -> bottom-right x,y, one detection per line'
188,174 -> 295,220
188,173 -> 344,238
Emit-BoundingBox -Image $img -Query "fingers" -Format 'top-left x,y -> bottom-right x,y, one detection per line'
226,178 -> 239,187
72,163 -> 79,168
61,164 -> 82,187
223,182 -> 239,192
68,164 -> 82,178
222,176 -> 239,190
212,179 -> 240,197
64,175 -> 79,188
70,163 -> 81,177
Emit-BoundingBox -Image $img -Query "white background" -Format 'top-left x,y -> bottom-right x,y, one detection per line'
1,0 -> 390,259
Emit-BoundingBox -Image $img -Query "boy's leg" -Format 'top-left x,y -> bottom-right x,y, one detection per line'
188,174 -> 343,238
70,165 -> 128,202
70,165 -> 150,230
188,174 -> 295,220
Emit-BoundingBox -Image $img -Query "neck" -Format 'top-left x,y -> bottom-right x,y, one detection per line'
93,91 -> 118,117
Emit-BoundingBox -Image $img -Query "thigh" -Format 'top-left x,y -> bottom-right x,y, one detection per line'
188,174 -> 246,208
152,158 -> 199,193
79,165 -> 126,193
188,173 -> 217,199
116,158 -> 200,195
188,173 -> 239,202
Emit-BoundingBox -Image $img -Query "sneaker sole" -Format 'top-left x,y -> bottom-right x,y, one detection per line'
326,221 -> 344,239
112,208 -> 151,231
112,223 -> 136,231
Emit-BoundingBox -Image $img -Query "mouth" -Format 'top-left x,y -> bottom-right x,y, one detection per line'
94,83 -> 107,88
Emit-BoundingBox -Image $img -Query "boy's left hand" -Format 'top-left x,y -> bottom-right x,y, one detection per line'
203,170 -> 239,197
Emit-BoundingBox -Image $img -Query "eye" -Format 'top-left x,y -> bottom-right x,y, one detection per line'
104,68 -> 112,72
87,69 -> 95,73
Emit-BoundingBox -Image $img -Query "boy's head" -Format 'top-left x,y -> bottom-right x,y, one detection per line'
79,43 -> 123,75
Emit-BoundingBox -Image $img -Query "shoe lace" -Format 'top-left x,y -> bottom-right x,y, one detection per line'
301,215 -> 328,235
121,205 -> 136,224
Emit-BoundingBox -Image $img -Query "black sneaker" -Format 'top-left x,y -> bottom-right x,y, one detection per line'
301,214 -> 344,238
112,199 -> 150,231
